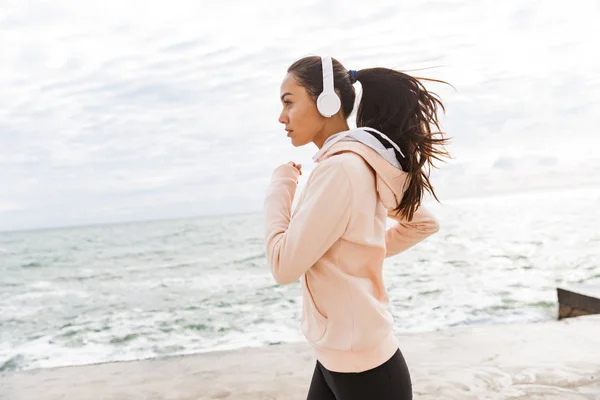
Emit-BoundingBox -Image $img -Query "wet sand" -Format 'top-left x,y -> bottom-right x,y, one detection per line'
2,315 -> 599,400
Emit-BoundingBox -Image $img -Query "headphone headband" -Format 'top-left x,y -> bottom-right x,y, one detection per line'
321,56 -> 334,94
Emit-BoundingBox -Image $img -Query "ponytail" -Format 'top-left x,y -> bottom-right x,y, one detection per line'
353,68 -> 451,221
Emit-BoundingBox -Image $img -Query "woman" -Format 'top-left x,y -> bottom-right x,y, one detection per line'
264,55 -> 450,399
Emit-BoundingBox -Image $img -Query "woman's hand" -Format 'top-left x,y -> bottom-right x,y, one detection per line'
287,161 -> 302,175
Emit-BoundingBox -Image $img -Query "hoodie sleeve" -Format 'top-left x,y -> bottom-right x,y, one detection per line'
385,205 -> 440,258
264,162 -> 352,285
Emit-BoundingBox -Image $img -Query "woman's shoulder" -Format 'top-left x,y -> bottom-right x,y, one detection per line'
320,151 -> 373,176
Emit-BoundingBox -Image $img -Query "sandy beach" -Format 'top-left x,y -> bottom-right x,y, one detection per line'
2,314 -> 599,400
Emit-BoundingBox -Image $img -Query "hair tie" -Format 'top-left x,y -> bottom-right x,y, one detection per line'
348,70 -> 359,84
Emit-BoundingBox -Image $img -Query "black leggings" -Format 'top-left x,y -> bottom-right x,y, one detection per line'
306,348 -> 412,400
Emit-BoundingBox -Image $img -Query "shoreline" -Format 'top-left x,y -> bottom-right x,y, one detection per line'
2,315 -> 599,399
2,317 -> 559,375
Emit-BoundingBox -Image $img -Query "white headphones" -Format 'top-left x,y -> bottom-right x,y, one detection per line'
317,56 -> 342,118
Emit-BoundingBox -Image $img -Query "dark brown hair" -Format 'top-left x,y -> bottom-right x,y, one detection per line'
288,56 -> 451,221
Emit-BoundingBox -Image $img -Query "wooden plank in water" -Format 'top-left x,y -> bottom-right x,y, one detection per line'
557,285 -> 600,319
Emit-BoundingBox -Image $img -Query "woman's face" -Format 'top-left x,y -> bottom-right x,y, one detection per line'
278,73 -> 325,147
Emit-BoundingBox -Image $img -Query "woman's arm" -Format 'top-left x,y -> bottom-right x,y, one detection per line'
264,162 -> 352,285
385,205 -> 440,258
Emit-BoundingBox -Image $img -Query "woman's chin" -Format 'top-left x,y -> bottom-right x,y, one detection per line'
290,136 -> 308,147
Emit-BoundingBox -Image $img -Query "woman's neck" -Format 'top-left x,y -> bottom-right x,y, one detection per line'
314,119 -> 350,149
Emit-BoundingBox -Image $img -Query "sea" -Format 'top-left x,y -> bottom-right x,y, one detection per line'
1,186 -> 599,373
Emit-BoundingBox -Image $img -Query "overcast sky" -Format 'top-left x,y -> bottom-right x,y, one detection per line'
1,0 -> 599,231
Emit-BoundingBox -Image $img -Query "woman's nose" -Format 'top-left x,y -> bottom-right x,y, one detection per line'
279,110 -> 288,125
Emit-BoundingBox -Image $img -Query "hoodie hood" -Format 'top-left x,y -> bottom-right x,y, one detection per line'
313,128 -> 409,209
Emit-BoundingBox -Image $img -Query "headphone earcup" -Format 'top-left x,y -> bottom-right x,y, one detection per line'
317,92 -> 341,118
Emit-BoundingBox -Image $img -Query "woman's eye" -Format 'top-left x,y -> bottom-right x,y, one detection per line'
284,100 -> 291,106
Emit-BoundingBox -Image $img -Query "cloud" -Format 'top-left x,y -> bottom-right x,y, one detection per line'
1,0 -> 599,231
492,155 -> 560,171
493,157 -> 517,170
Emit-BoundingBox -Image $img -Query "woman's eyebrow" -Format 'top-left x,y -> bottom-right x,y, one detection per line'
280,92 -> 292,100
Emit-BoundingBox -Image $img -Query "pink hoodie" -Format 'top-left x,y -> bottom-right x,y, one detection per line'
264,140 -> 440,373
